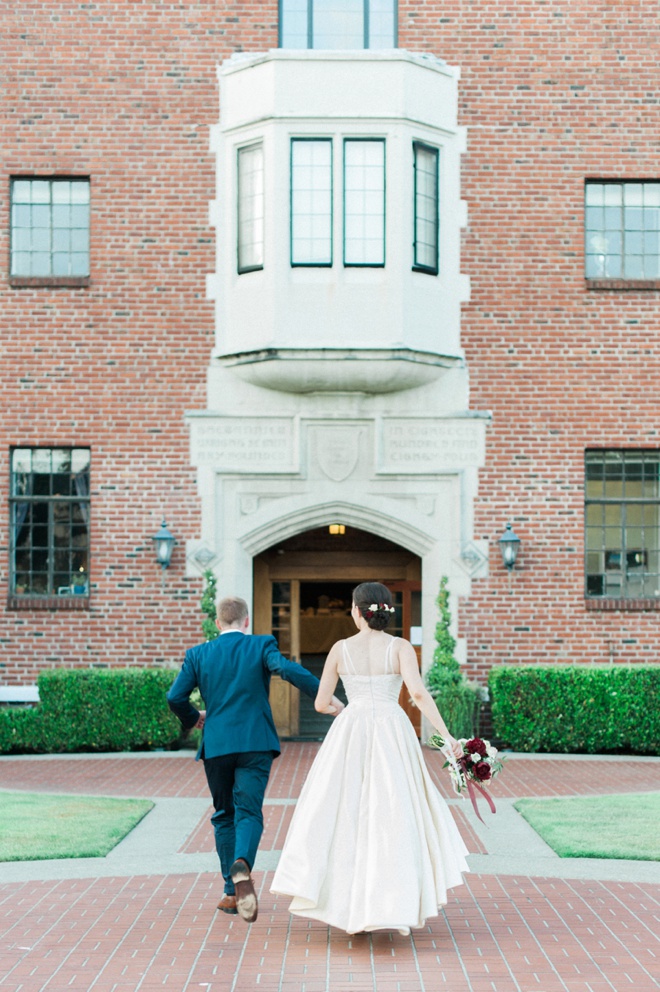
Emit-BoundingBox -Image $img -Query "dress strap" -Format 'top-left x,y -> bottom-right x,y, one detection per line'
342,640 -> 356,676
385,637 -> 397,674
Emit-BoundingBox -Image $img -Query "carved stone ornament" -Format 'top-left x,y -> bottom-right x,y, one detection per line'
454,541 -> 488,579
187,544 -> 219,574
240,495 -> 259,515
315,427 -> 361,482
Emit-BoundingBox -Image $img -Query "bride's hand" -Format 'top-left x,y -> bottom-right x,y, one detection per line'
445,736 -> 463,760
327,696 -> 345,716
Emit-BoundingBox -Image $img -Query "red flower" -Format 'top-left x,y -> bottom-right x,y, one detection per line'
465,737 -> 488,757
473,761 -> 492,782
472,761 -> 490,782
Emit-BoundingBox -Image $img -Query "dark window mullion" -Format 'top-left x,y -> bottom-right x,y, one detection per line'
364,0 -> 369,47
308,0 -> 313,47
47,500 -> 54,596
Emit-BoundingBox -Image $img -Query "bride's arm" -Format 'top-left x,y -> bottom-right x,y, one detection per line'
314,642 -> 344,715
398,640 -> 463,758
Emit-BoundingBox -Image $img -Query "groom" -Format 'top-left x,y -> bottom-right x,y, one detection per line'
167,595 -> 343,923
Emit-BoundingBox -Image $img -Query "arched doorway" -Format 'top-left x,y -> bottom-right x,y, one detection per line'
253,525 -> 422,739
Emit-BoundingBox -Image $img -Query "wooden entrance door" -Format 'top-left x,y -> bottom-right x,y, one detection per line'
252,527 -> 423,738
387,581 -> 423,736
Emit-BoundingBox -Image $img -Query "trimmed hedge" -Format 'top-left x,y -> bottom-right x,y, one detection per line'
489,665 -> 660,754
0,669 -> 183,754
428,668 -> 481,739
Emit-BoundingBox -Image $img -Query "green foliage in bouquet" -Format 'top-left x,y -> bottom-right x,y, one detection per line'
489,664 -> 660,754
425,577 -> 481,739
201,569 -> 220,641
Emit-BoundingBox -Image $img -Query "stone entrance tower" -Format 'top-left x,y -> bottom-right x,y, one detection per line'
186,51 -> 489,707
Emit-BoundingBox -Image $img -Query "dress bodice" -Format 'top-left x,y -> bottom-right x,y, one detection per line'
339,638 -> 403,708
341,673 -> 403,706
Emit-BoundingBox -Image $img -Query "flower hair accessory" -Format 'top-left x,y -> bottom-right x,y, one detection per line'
364,602 -> 396,618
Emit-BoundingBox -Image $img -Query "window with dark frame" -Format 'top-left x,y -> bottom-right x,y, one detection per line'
237,144 -> 264,274
291,138 -> 333,266
413,142 -> 439,275
279,0 -> 397,49
343,138 -> 385,267
585,181 -> 660,281
10,448 -> 90,599
585,450 -> 660,600
10,178 -> 90,278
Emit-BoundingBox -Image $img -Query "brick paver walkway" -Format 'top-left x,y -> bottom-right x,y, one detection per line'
1,747 -> 659,992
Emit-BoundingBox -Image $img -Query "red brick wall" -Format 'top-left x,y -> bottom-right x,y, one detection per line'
2,1 -> 659,684
399,0 -> 660,676
0,2 -> 278,682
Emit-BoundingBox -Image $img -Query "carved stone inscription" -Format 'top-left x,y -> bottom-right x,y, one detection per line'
380,419 -> 485,472
190,418 -> 295,472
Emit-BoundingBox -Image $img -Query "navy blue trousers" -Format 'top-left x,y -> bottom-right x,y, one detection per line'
203,751 -> 274,895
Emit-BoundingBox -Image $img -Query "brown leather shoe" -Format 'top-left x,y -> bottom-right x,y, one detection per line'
217,894 -> 238,915
230,858 -> 258,923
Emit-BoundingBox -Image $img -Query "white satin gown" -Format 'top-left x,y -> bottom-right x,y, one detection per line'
270,637 -> 469,934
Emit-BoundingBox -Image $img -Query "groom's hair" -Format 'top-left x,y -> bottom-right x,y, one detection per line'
217,596 -> 249,626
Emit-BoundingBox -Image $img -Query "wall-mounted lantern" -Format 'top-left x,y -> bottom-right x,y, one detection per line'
152,519 -> 176,569
498,523 -> 521,571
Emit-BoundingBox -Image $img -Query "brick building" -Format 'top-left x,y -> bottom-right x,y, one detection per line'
2,2 -> 658,735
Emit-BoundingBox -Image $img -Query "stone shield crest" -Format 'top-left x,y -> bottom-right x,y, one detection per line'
316,427 -> 361,482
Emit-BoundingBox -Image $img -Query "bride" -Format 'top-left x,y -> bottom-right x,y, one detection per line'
271,581 -> 469,935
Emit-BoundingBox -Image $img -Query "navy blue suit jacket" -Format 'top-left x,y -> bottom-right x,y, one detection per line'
166,631 -> 320,759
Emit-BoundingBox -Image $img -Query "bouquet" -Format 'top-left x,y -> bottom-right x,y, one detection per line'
427,735 -> 505,824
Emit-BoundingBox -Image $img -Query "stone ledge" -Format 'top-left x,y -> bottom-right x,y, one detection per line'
6,595 -> 90,611
9,276 -> 90,289
585,597 -> 660,612
586,278 -> 660,291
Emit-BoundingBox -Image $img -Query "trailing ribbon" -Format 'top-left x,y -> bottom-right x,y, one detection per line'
466,779 -> 497,825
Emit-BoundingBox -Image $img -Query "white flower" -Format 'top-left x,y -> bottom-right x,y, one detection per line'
369,604 -> 378,611
486,745 -> 498,759
470,753 -> 481,763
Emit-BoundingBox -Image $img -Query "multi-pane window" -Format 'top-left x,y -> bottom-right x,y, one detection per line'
10,178 -> 90,278
279,0 -> 397,49
10,448 -> 90,598
585,182 -> 660,280
585,450 -> 660,599
413,142 -> 439,274
343,139 -> 385,266
237,144 -> 264,273
291,139 -> 333,265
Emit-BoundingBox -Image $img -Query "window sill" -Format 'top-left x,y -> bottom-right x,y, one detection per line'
9,276 -> 90,289
585,597 -> 660,612
7,595 -> 90,611
585,278 -> 660,291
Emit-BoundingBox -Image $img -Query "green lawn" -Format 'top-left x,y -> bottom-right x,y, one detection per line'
514,792 -> 660,860
0,792 -> 154,861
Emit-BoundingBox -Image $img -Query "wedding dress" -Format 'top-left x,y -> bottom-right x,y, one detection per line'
270,636 -> 469,934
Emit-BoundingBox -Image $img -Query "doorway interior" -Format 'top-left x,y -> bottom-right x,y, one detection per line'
253,525 -> 422,739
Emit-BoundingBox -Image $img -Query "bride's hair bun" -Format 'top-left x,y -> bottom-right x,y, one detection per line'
352,581 -> 394,631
